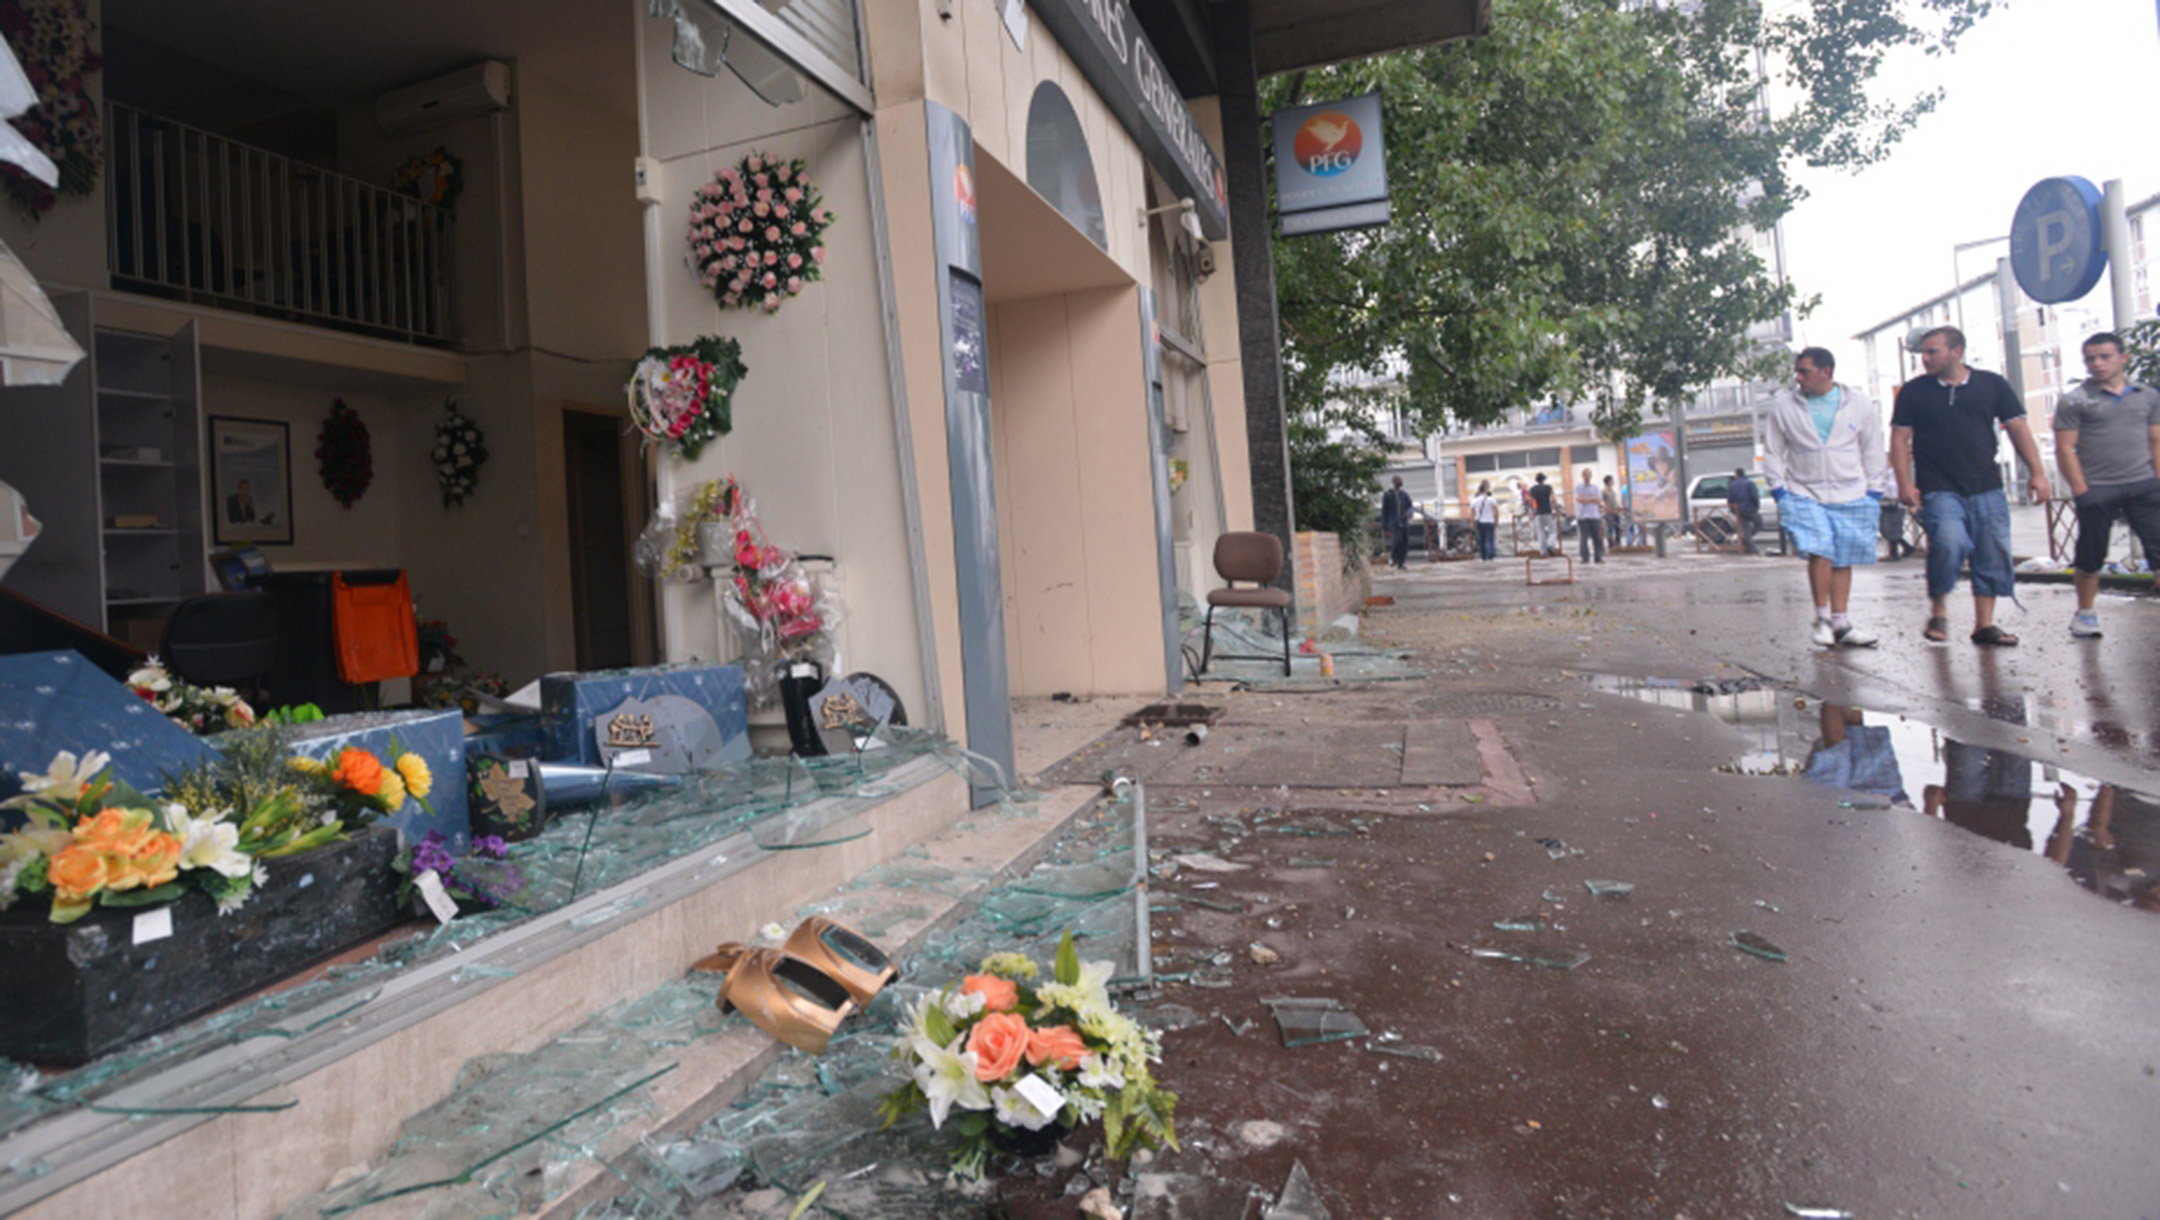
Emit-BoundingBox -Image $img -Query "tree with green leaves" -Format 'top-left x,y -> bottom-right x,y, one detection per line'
1269,0 -> 2001,476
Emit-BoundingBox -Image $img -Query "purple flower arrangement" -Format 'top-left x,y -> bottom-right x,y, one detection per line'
400,831 -> 526,911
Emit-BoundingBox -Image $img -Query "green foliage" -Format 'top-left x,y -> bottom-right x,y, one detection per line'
1289,397 -> 1391,551
1054,928 -> 1080,987
2121,319 -> 2160,388
1269,0 -> 1999,446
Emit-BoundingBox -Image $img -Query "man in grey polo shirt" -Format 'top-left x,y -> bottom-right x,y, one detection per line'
2054,331 -> 2160,638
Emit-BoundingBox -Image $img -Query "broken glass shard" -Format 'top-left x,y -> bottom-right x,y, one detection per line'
1365,1042 -> 1444,1063
1268,998 -> 1367,1047
1732,931 -> 1787,962
1584,879 -> 1635,898
1180,893 -> 1246,913
1264,1158 -> 1333,1219
1492,914 -> 1543,932
1466,947 -> 1589,970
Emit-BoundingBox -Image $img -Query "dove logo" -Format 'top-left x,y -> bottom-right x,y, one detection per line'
1293,112 -> 1362,178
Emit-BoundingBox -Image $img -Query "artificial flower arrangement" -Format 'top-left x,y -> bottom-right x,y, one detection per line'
626,334 -> 747,461
392,830 -> 525,912
878,932 -> 1179,1179
432,395 -> 487,507
688,151 -> 832,313
317,398 -> 373,507
0,725 -> 428,923
0,0 -> 102,222
703,476 -> 833,663
127,657 -> 255,735
390,146 -> 463,210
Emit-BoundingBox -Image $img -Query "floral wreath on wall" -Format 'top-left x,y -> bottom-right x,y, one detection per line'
317,398 -> 373,508
687,151 -> 832,314
432,395 -> 486,506
391,146 -> 463,210
626,334 -> 746,461
0,0 -> 103,222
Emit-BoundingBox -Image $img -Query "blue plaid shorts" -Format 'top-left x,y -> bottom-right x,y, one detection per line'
1780,494 -> 1879,567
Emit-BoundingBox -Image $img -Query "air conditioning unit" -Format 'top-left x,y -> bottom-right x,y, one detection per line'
374,61 -> 511,136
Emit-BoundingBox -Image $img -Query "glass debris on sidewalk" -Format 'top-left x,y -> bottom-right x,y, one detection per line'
1263,1159 -> 1333,1220
1732,932 -> 1787,962
1584,879 -> 1635,898
1464,947 -> 1591,970
1263,997 -> 1369,1047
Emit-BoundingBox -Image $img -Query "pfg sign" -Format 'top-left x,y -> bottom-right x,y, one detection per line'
2010,176 -> 2106,304
1272,93 -> 1390,236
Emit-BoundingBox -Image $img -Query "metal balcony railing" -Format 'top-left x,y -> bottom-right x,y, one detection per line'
105,101 -> 453,344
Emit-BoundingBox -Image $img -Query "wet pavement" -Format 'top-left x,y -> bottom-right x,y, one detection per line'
605,546 -> 2159,1218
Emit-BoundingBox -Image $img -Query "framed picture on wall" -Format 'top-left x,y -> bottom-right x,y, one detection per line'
207,416 -> 294,546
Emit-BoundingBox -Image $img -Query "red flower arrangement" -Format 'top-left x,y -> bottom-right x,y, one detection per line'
316,398 -> 373,508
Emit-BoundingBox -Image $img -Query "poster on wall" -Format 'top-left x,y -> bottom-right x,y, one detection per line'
1625,430 -> 1681,523
208,416 -> 294,546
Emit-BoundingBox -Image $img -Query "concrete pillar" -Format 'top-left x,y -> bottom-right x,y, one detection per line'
1211,0 -> 1297,591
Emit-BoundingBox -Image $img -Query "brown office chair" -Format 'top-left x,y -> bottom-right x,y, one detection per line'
1199,531 -> 1293,676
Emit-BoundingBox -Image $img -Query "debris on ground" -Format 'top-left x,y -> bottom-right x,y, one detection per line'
1732,931 -> 1787,962
1265,997 -> 1368,1047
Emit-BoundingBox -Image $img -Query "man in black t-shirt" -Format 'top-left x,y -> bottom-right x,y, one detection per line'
1528,473 -> 1558,555
1889,326 -> 2050,646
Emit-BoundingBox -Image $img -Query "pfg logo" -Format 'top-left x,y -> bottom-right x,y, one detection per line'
1293,112 -> 1362,177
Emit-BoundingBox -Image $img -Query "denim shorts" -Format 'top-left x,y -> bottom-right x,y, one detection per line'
2071,478 -> 2160,574
1918,489 -> 2014,598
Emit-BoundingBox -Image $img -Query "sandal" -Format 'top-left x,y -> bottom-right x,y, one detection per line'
1923,615 -> 1949,643
1971,625 -> 2019,647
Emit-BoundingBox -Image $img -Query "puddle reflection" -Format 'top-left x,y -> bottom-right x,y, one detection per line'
1580,672 -> 2160,914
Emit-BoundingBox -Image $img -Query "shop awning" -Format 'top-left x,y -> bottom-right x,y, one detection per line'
1249,0 -> 1491,75
0,33 -> 81,387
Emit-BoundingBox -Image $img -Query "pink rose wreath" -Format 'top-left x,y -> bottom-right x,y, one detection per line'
687,151 -> 832,314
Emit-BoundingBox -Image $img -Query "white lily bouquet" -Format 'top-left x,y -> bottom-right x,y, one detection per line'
878,931 -> 1179,1178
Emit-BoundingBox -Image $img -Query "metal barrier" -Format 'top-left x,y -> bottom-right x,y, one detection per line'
106,101 -> 453,344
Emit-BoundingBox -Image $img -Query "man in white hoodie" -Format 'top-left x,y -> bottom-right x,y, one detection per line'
1764,347 -> 1892,648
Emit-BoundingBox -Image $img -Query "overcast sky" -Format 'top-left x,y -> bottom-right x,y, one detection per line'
1781,0 -> 2160,355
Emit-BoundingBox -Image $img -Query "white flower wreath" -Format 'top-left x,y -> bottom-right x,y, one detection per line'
432,397 -> 488,507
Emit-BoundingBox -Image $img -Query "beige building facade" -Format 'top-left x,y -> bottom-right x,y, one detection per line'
0,0 -> 1261,776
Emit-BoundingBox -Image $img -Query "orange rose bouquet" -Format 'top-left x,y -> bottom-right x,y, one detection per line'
1,751 -> 260,923
878,931 -> 1178,1178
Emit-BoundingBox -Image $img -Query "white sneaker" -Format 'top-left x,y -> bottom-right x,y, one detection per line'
1810,619 -> 1837,648
2070,609 -> 2103,638
1833,623 -> 1878,648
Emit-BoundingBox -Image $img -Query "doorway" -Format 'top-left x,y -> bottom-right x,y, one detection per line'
562,408 -> 650,670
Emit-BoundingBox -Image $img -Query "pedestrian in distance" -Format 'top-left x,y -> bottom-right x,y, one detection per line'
1381,475 -> 1412,571
1471,480 -> 1500,561
2052,331 -> 2160,638
1574,468 -> 1605,563
1763,346 -> 1890,648
1891,325 -> 2050,646
1528,473 -> 1559,555
1601,474 -> 1624,549
1725,465 -> 1764,554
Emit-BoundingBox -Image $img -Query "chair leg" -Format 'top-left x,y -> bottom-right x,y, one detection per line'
1200,606 -> 1216,674
1279,607 -> 1292,676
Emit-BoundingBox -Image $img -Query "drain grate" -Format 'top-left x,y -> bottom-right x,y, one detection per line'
1413,692 -> 1562,715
